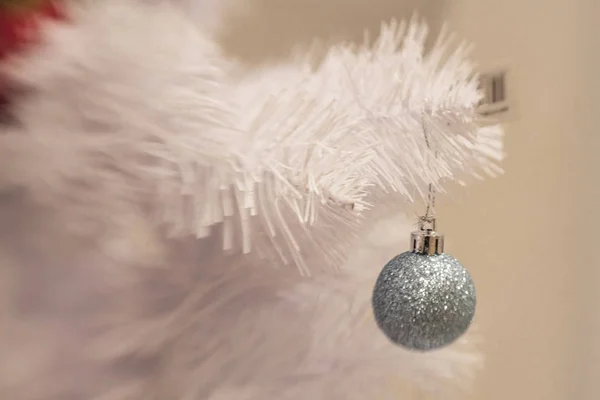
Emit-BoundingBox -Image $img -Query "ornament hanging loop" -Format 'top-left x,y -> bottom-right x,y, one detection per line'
418,215 -> 436,232
413,191 -> 444,256
410,117 -> 445,256
421,115 -> 437,226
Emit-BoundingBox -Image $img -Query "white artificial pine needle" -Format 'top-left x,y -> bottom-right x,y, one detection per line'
174,17 -> 503,272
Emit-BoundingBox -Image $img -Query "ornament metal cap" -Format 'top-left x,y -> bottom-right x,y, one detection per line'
411,217 -> 444,255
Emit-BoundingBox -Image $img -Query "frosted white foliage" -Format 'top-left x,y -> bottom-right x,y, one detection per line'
180,20 -> 504,271
313,19 -> 504,197
0,1 -> 498,400
1,2 -> 503,273
161,19 -> 504,273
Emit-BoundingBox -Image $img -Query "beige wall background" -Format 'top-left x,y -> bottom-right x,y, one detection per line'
218,0 -> 443,63
569,1 -> 600,398
440,1 -> 594,399
217,1 -> 598,399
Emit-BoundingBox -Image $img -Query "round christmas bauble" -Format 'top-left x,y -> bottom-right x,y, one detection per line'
372,251 -> 476,351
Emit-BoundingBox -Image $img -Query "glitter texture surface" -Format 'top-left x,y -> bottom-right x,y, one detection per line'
372,252 -> 476,351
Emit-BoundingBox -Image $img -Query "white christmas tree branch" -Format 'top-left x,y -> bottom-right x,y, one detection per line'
162,18 -> 505,271
313,18 -> 503,196
1,2 -> 503,273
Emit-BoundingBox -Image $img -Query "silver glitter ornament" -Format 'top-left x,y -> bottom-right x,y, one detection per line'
372,226 -> 476,351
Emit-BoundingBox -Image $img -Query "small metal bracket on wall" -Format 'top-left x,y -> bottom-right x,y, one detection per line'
477,69 -> 510,116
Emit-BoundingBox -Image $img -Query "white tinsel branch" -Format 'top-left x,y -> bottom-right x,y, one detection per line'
313,18 -> 503,197
158,18 -> 504,272
1,1 -> 503,274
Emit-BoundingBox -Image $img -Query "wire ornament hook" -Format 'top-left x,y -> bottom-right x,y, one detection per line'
420,116 -> 437,232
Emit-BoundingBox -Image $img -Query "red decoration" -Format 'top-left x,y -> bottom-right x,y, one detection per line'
0,0 -> 66,61
0,1 -> 66,117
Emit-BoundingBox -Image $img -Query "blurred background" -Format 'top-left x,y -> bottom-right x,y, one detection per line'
216,0 -> 599,399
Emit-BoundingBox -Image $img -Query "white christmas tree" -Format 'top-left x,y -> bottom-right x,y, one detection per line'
0,1 -> 502,399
